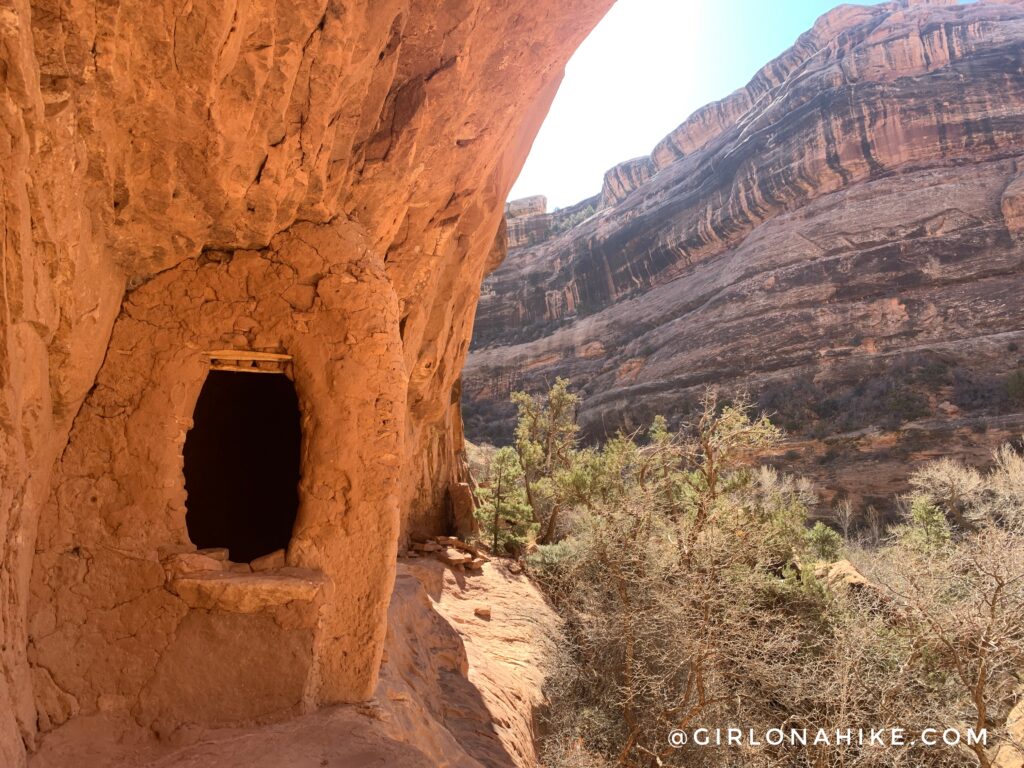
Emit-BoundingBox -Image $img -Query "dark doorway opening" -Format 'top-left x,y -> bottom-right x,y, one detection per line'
184,370 -> 301,563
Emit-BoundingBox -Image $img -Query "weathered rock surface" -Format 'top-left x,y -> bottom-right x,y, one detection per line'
167,569 -> 326,612
994,694 -> 1024,768
464,0 -> 1024,508
28,560 -> 561,768
0,0 -> 611,762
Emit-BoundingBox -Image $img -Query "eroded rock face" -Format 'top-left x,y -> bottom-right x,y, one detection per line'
464,0 -> 1024,506
27,560 -> 562,767
0,0 -> 611,762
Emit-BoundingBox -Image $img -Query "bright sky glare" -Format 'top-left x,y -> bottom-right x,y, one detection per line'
509,0 -> 889,209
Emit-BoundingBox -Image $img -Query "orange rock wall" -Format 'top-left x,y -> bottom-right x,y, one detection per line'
0,0 -> 612,763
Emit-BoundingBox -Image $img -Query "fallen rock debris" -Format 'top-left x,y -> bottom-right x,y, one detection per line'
401,536 -> 491,572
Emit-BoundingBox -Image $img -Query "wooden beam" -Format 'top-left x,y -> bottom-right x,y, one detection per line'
208,364 -> 286,374
204,349 -> 292,362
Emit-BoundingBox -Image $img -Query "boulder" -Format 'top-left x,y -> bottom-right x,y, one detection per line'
437,548 -> 473,567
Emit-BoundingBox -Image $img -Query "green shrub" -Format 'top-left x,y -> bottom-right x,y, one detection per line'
804,521 -> 843,562
551,204 -> 596,234
882,386 -> 931,425
898,494 -> 952,552
474,446 -> 535,554
526,539 -> 579,580
1007,368 -> 1024,406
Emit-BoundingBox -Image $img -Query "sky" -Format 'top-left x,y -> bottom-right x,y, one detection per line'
509,0 -> 887,209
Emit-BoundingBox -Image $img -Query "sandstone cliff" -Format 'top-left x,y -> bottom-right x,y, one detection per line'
464,0 -> 1024,509
0,0 -> 611,763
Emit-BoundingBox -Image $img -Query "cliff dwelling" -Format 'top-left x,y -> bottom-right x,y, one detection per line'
183,361 -> 301,564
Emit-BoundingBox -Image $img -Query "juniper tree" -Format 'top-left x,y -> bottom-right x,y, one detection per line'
512,378 -> 582,543
475,446 -> 533,553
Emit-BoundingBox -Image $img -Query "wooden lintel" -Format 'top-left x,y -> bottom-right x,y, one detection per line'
208,363 -> 287,374
204,349 -> 293,363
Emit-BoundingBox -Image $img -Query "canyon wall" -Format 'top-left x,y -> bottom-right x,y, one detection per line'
0,0 -> 612,763
465,0 -> 1024,508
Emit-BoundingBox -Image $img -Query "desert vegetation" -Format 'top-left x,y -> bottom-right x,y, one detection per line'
755,353 -> 1024,438
472,380 -> 1024,767
551,203 -> 598,233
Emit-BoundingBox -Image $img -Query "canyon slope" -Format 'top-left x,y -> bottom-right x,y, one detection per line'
464,0 -> 1024,509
